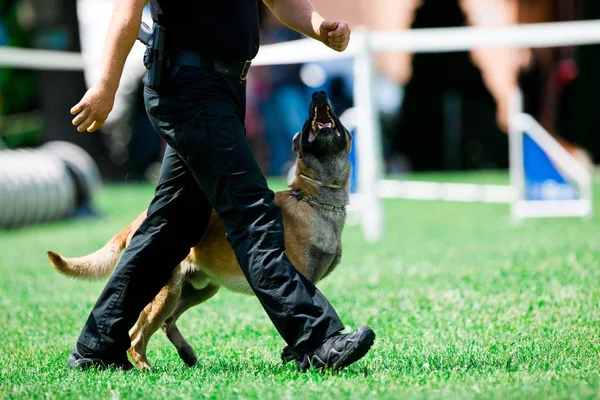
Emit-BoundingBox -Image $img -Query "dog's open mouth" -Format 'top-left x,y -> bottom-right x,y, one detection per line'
309,103 -> 339,143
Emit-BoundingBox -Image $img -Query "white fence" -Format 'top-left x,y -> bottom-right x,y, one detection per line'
2,19 -> 600,240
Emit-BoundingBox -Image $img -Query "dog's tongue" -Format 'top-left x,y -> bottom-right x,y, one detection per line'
316,122 -> 332,129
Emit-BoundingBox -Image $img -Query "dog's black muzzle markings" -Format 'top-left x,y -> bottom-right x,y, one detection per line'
300,91 -> 349,156
290,91 -> 351,212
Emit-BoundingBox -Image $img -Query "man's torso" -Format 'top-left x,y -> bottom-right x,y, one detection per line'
150,0 -> 261,61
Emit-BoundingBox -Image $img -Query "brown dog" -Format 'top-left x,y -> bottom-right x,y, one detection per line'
48,91 -> 353,370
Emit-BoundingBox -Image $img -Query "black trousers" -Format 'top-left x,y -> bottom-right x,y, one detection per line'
77,66 -> 344,357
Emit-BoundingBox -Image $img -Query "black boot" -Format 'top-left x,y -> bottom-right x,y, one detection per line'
294,326 -> 375,371
68,344 -> 134,371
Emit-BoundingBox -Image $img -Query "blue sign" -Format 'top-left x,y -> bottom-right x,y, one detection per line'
523,132 -> 578,201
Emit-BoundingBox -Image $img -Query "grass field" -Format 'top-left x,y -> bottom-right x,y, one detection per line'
1,172 -> 600,399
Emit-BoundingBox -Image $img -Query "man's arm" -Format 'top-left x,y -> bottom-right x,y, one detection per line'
262,0 -> 350,52
71,0 -> 148,133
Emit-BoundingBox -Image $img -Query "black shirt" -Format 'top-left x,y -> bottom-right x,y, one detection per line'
150,0 -> 261,61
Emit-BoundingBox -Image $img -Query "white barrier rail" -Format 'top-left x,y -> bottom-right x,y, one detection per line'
369,19 -> 600,53
3,20 -> 600,70
378,180 -> 515,203
0,47 -> 84,70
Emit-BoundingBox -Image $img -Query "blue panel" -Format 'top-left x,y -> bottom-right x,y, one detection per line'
349,128 -> 357,194
523,132 -> 578,201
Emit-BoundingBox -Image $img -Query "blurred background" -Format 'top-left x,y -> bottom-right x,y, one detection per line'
1,0 -> 599,180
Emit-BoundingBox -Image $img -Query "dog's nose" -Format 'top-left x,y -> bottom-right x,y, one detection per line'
312,91 -> 328,101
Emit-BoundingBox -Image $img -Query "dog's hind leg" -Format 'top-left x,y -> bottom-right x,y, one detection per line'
162,281 -> 220,367
128,266 -> 185,370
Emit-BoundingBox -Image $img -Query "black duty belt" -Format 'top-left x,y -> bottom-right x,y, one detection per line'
170,49 -> 252,81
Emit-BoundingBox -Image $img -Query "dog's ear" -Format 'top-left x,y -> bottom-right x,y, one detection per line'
345,129 -> 353,154
292,132 -> 301,152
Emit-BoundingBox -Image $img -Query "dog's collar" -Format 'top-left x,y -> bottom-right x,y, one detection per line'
289,189 -> 347,213
300,174 -> 344,189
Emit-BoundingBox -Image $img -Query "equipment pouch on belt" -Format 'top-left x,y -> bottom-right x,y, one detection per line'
138,22 -> 167,90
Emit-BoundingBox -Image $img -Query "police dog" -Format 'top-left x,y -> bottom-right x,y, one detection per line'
48,91 -> 353,370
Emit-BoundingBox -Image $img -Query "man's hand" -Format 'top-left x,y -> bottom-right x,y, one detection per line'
262,0 -> 351,52
70,85 -> 116,133
319,20 -> 351,52
69,0 -> 146,133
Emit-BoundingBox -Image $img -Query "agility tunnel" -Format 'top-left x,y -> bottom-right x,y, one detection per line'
0,141 -> 101,228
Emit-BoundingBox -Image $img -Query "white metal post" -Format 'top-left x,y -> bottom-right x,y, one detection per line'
352,27 -> 384,243
509,88 -> 524,222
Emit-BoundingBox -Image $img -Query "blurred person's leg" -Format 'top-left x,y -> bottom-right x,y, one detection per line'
27,0 -> 110,167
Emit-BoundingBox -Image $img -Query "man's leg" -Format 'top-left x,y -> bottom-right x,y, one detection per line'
71,146 -> 212,368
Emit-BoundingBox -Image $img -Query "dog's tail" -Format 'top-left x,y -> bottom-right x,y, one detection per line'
47,212 -> 145,280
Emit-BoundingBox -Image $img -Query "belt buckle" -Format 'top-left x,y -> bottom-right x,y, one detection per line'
240,60 -> 252,81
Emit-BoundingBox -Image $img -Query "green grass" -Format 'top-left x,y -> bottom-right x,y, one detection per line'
1,172 -> 600,399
